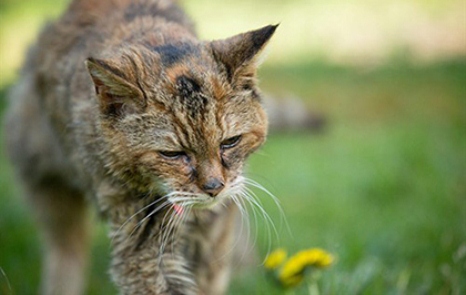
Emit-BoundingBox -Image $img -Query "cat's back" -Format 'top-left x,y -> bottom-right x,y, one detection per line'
36,0 -> 194,60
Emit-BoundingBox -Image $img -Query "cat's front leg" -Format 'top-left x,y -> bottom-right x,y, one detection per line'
98,186 -> 198,295
109,210 -> 198,294
192,203 -> 240,295
110,238 -> 197,295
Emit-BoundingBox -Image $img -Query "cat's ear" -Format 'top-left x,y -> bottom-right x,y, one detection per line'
85,57 -> 145,117
210,24 -> 278,83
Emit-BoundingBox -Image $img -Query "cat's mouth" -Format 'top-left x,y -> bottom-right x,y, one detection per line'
168,177 -> 244,214
168,191 -> 231,215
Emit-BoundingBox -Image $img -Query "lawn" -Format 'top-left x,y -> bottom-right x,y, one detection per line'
0,0 -> 465,294
1,60 -> 465,294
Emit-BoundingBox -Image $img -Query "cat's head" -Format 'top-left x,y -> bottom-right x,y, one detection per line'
86,25 -> 277,210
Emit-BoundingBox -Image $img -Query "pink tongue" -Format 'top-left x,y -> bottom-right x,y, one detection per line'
173,204 -> 184,215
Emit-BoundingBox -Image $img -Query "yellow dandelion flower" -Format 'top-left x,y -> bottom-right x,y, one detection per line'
264,248 -> 287,270
278,248 -> 334,287
281,273 -> 304,288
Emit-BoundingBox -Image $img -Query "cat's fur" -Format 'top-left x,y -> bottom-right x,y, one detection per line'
4,0 -> 277,294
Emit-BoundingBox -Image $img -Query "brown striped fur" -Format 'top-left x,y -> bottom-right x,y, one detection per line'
4,0 -> 276,294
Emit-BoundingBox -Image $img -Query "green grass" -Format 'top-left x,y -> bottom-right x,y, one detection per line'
1,60 -> 465,294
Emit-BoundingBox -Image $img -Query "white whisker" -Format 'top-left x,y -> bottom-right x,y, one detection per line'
158,192 -> 200,260
227,176 -> 289,263
218,192 -> 252,264
243,177 -> 291,239
110,193 -> 170,246
159,210 -> 175,258
243,187 -> 279,258
129,200 -> 172,239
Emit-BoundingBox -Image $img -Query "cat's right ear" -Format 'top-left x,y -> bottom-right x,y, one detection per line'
210,24 -> 278,83
85,57 -> 145,117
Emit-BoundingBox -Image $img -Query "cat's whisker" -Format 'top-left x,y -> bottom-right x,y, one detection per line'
232,195 -> 249,245
126,200 -> 172,244
235,192 -> 258,266
243,186 -> 278,249
124,190 -> 188,243
217,193 -> 251,264
243,178 -> 291,242
231,189 -> 251,243
243,179 -> 281,210
236,197 -> 251,238
167,210 -> 181,257
240,185 -> 280,259
158,192 -> 200,258
169,205 -> 192,257
110,194 -> 169,246
164,202 -> 191,256
154,191 -> 197,253
159,209 -> 176,258
238,190 -> 262,252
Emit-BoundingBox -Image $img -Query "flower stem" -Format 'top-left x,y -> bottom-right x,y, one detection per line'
308,281 -> 320,295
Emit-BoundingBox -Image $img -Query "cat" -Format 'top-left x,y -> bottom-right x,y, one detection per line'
4,0 -> 278,294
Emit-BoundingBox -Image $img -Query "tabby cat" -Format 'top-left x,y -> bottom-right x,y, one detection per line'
4,0 -> 278,294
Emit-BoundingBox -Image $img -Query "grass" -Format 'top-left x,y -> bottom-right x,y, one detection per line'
1,59 -> 465,294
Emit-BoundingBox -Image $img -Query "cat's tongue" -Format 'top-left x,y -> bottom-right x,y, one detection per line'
173,203 -> 184,216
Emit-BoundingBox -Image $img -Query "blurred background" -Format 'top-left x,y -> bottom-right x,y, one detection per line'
0,0 -> 465,294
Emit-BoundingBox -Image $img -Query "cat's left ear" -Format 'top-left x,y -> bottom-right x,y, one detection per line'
210,24 -> 278,84
85,57 -> 145,117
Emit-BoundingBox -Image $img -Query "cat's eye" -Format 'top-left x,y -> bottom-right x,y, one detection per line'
159,150 -> 187,160
221,135 -> 242,150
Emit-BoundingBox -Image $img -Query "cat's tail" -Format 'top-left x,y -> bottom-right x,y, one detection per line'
263,94 -> 326,133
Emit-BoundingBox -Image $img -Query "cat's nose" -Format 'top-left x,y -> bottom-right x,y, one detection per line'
202,178 -> 225,197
